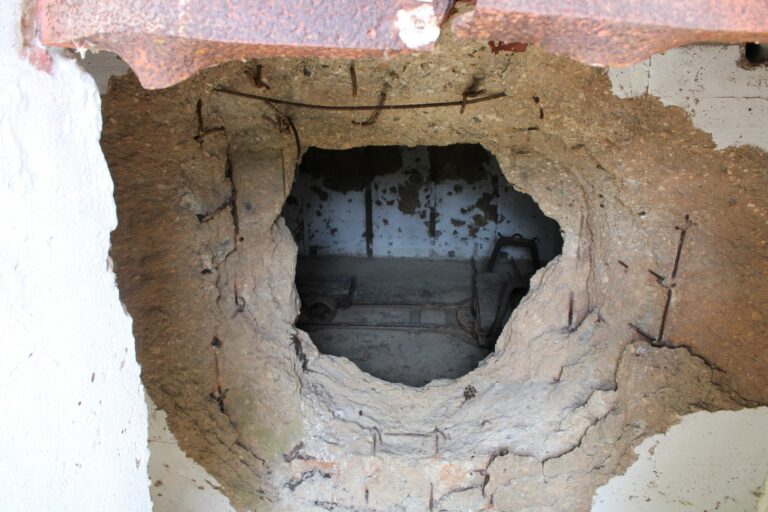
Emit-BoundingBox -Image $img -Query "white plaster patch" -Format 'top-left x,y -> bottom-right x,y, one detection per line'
609,45 -> 768,151
395,4 -> 440,50
147,397 -> 235,512
592,407 -> 768,512
78,50 -> 131,94
758,477 -> 768,512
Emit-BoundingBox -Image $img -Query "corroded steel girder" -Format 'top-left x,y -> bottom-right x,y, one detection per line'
36,0 -> 768,89
37,0 -> 451,89
451,0 -> 768,66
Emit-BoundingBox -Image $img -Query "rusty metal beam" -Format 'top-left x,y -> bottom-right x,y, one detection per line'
36,0 -> 768,89
451,0 -> 768,66
37,0 -> 451,89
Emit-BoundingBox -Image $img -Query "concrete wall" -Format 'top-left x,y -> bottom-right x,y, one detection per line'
604,45 -> 768,511
75,49 -> 243,512
39,44 -> 768,512
284,145 -> 563,262
0,3 -> 150,510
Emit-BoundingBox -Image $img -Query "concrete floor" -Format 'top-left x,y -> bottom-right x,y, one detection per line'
297,256 -> 474,304
296,256 -> 491,386
307,327 -> 490,387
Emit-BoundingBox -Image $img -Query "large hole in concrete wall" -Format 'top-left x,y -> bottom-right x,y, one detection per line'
94,45 -> 768,511
282,144 -> 562,386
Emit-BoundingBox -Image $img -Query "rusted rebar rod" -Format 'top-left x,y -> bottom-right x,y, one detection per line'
213,87 -> 506,111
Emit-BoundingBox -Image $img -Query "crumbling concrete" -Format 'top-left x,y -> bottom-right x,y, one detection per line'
101,33 -> 768,511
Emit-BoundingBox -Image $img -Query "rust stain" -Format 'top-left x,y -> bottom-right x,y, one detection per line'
429,144 -> 489,184
437,462 -> 473,490
302,147 -> 403,193
36,0 -> 452,89
488,41 -> 528,53
36,0 -> 768,88
475,192 -> 497,223
397,170 -> 426,215
295,459 -> 339,472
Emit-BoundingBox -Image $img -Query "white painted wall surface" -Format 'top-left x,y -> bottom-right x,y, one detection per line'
609,45 -> 768,151
301,173 -> 369,256
593,408 -> 768,512
758,478 -> 768,512
289,146 -> 563,262
77,51 -> 130,94
147,398 -> 235,512
371,147 -> 435,258
0,3 -> 150,510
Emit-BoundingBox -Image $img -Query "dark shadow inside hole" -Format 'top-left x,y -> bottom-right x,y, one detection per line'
745,42 -> 768,66
282,144 -> 563,386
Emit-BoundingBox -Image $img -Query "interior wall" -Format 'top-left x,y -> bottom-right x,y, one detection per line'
0,3 -> 150,510
285,145 -> 562,261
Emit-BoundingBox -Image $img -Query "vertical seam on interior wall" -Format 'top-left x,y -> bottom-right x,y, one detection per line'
298,174 -> 308,254
428,151 -> 437,243
365,183 -> 373,257
646,54 -> 654,96
490,161 -> 500,240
